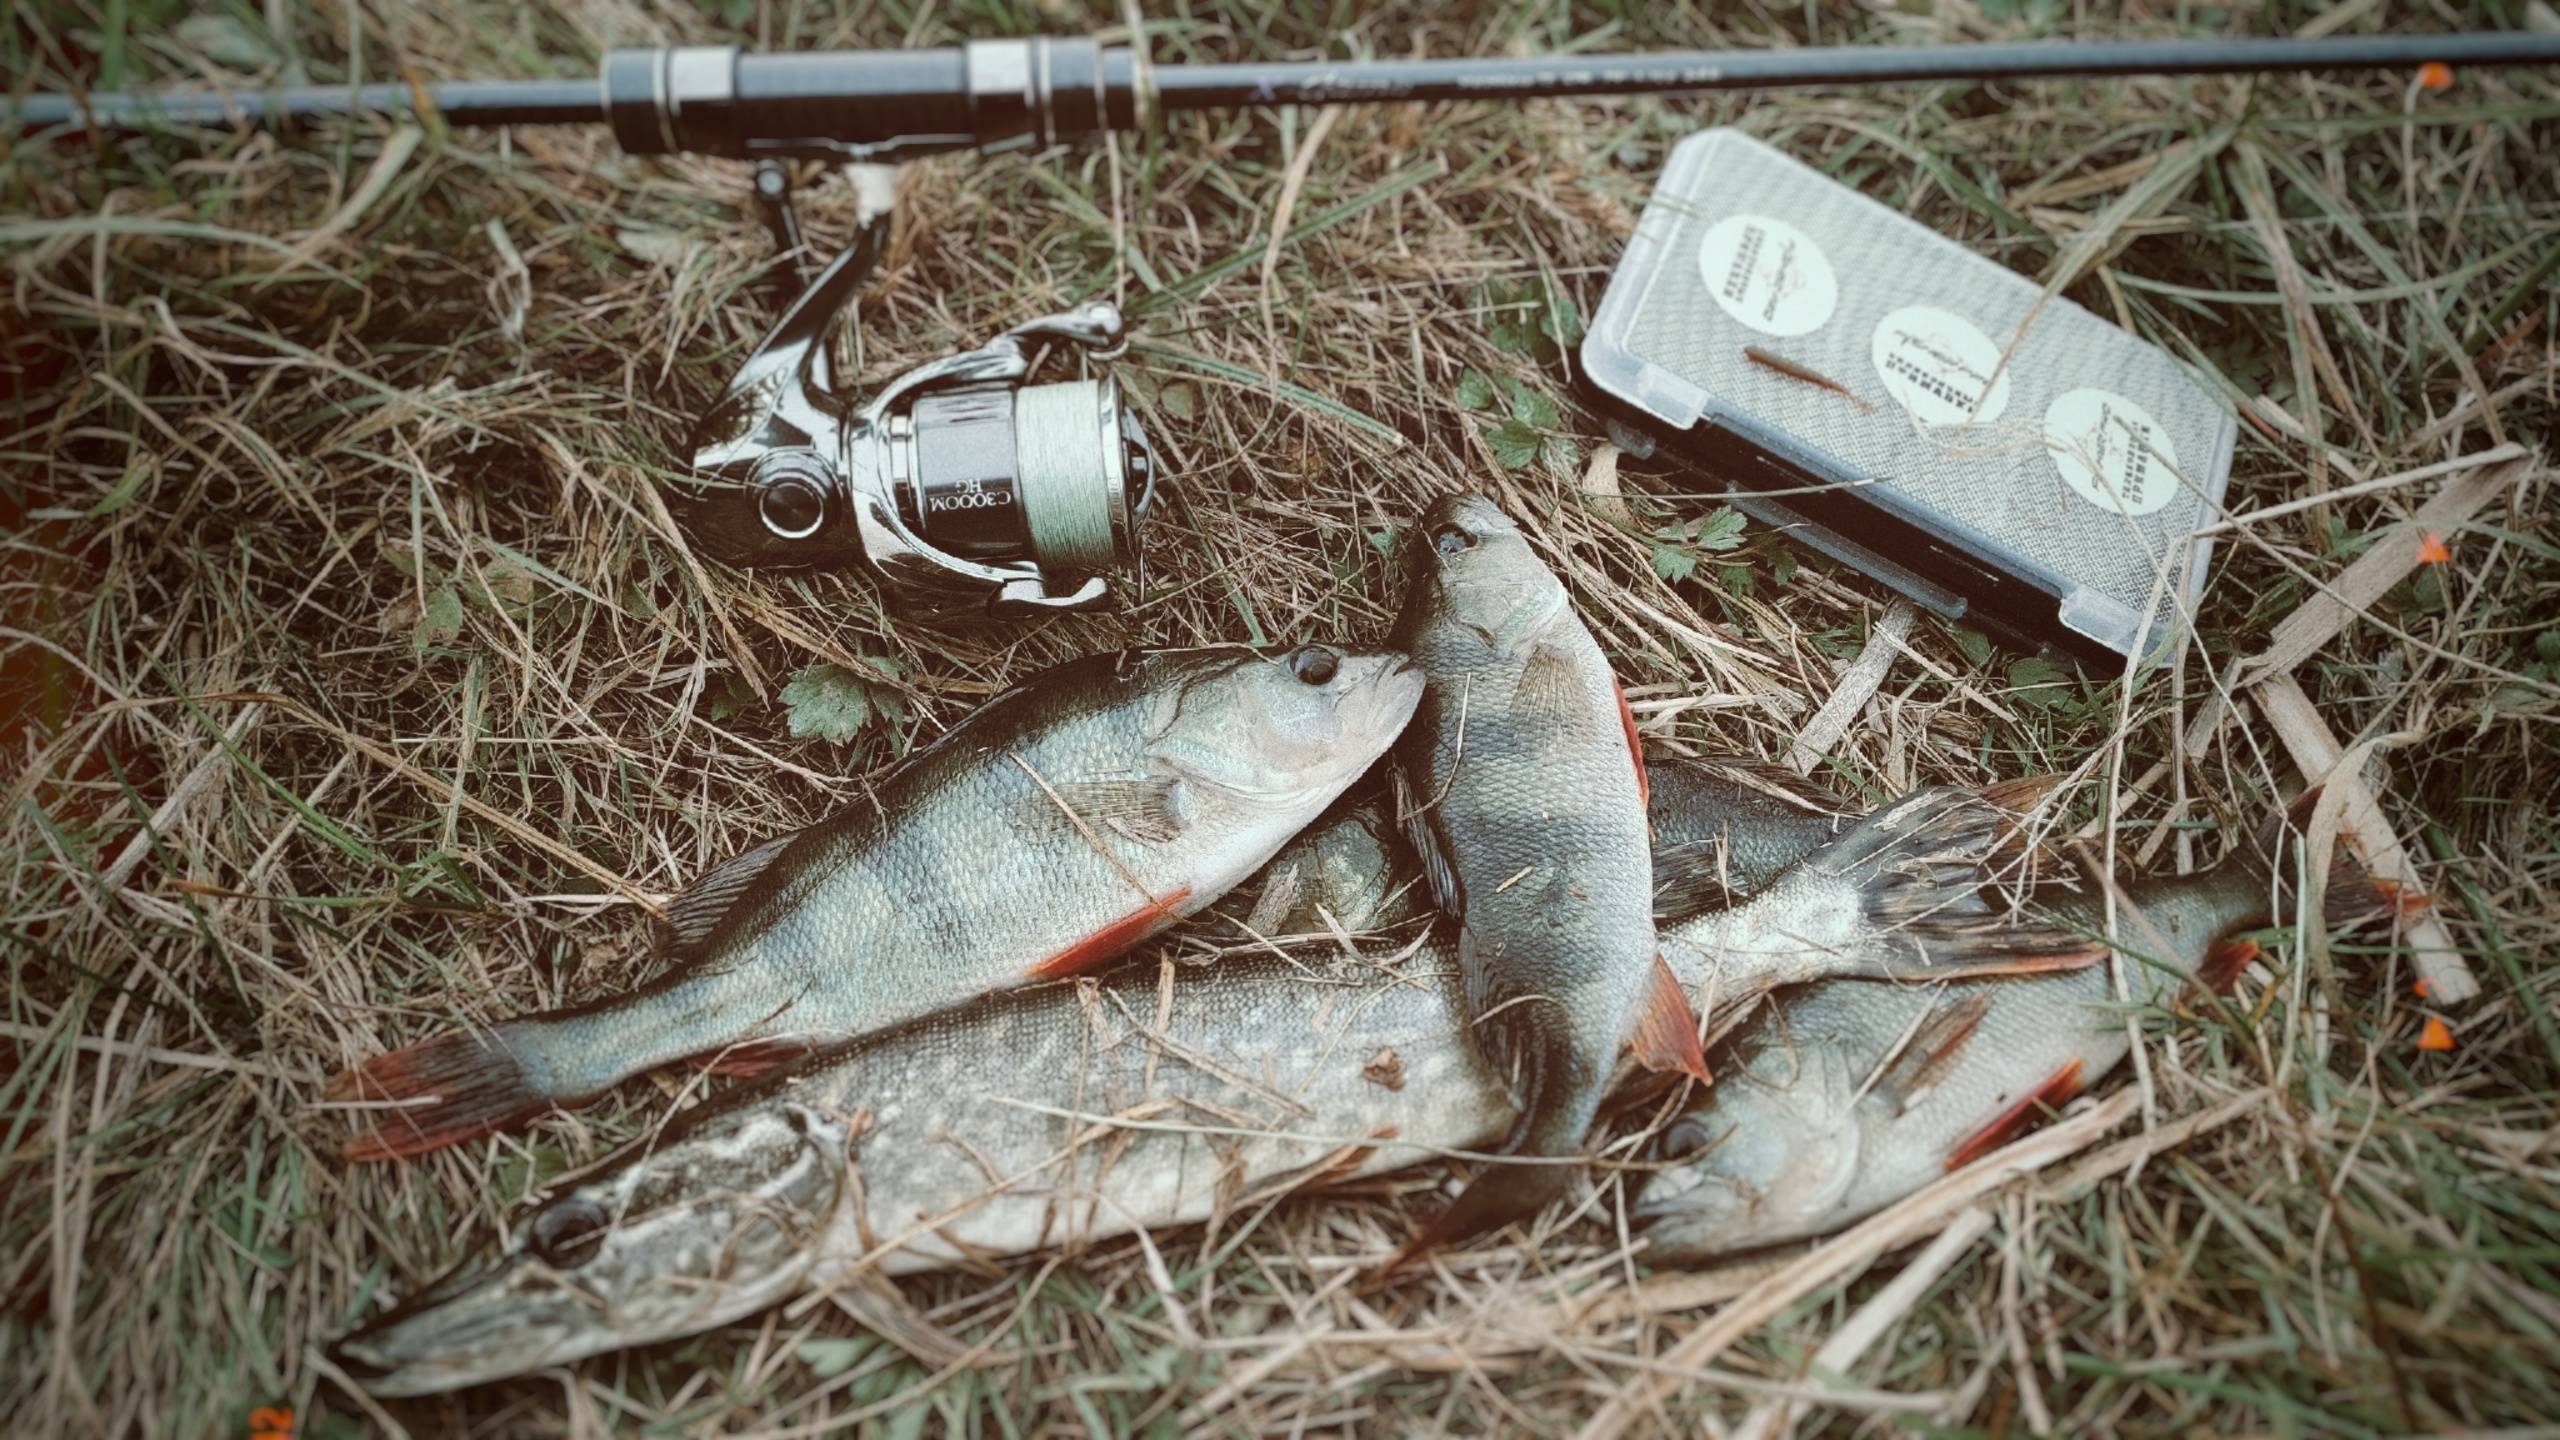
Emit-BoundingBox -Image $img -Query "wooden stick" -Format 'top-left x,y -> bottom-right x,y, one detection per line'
2250,676 -> 2478,1003
2232,457 -> 2530,686
1786,600 -> 1914,776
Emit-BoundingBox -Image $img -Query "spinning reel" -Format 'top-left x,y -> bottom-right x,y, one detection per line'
666,162 -> 1155,618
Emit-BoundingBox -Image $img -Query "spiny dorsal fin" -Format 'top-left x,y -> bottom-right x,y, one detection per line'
658,833 -> 795,960
1011,775 -> 1188,845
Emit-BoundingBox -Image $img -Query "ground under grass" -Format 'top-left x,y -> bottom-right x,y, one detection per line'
5,1 -> 2557,1435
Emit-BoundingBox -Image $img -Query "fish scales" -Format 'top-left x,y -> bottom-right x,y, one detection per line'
334,946 -> 1508,1395
330,646 -> 1424,1159
334,768 -> 2090,1393
1390,494 -> 1670,1247
1633,836 -> 2391,1258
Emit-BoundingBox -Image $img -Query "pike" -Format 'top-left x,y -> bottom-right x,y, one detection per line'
330,774 -> 2088,1394
1630,796 -> 2400,1258
327,645 -> 1422,1160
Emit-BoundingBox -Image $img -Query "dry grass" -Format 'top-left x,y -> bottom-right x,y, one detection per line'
6,1 -> 2559,1435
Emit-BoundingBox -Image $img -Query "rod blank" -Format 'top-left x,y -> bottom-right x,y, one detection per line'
12,30 -> 2558,152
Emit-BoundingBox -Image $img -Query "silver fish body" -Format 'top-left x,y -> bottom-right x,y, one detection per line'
1200,750 -> 1842,946
335,944 -> 1507,1395
333,776 -> 2068,1393
331,646 -> 1424,1159
1643,755 -> 1848,915
1390,494 -> 1666,1243
1632,850 -> 2383,1259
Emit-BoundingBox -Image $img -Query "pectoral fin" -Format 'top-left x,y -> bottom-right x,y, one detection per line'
1870,988 -> 1994,1111
697,1039 -> 811,1078
1393,766 -> 1464,919
1013,775 -> 1188,844
1509,641 -> 1587,726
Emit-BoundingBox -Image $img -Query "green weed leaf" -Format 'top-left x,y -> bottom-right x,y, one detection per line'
411,585 -> 464,652
1485,418 -> 1543,469
781,662 -> 904,743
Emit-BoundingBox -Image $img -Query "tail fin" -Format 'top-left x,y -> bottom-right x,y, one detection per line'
328,1029 -> 563,1162
1809,781 -> 2107,983
1379,1028 -> 1593,1273
1379,1150 -> 1578,1280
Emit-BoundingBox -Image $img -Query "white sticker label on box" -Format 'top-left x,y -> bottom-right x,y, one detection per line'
1870,306 -> 2013,425
2045,388 -> 2179,517
1696,215 -> 1837,338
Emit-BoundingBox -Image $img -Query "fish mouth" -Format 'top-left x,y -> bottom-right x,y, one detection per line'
1626,1150 -> 1722,1225
326,1250 -> 566,1397
1350,654 -> 1429,741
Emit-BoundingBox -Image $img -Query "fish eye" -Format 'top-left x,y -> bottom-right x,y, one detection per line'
759,475 -> 826,540
1659,1118 -> 1716,1162
1288,647 -> 1340,685
528,1195 -> 609,1269
1430,523 -> 1476,556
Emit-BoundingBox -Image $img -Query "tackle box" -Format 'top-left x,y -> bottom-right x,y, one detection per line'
1580,128 -> 2237,665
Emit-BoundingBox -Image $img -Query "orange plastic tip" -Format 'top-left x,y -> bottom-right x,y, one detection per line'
2417,62 -> 2455,92
2419,1016 -> 2455,1052
2417,532 -> 2451,565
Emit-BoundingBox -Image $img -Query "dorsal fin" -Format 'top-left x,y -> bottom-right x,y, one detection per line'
657,833 -> 795,960
1672,754 -> 1854,817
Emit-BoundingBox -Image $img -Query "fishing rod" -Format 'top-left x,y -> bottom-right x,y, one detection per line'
16,31 -> 2560,161
16,29 -> 2558,622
